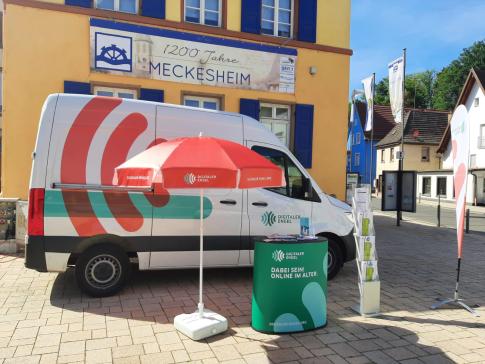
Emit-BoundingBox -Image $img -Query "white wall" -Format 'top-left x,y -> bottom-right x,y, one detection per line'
417,172 -> 475,203
442,82 -> 485,169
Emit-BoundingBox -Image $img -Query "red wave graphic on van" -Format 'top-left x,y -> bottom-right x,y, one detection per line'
101,112 -> 148,232
60,97 -> 171,236
61,97 -> 122,235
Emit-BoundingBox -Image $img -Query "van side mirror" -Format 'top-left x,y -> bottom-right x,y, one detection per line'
303,177 -> 313,199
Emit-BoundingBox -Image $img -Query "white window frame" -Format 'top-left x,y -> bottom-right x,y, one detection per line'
390,148 -> 394,162
261,0 -> 294,38
380,150 -> 385,163
260,103 -> 292,147
437,177 -> 447,197
94,0 -> 138,14
422,177 -> 431,196
183,95 -> 221,110
355,133 -> 361,145
184,0 -> 222,27
93,86 -> 137,99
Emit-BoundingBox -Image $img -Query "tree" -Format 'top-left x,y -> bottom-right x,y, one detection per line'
432,40 -> 485,110
374,71 -> 435,109
374,78 -> 390,106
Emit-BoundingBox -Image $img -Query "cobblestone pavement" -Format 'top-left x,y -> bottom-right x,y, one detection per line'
1,216 -> 485,364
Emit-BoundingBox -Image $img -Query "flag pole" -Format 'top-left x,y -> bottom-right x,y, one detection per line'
430,107 -> 479,316
198,188 -> 204,317
369,73 -> 375,193
397,49 -> 406,227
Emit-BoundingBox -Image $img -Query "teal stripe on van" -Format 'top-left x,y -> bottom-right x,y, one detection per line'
44,190 -> 212,219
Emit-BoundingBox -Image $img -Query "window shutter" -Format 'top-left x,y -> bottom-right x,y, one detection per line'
141,0 -> 166,19
65,0 -> 92,8
294,104 -> 314,168
64,81 -> 91,94
239,99 -> 260,120
139,88 -> 164,103
241,0 -> 262,34
297,0 -> 317,43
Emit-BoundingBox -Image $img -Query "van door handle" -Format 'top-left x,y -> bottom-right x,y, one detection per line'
220,199 -> 237,205
252,202 -> 268,207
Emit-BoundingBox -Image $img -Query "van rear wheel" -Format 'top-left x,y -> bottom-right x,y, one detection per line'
75,244 -> 130,297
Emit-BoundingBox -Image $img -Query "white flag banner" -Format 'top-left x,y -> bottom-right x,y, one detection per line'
388,57 -> 404,123
362,74 -> 375,131
450,105 -> 470,259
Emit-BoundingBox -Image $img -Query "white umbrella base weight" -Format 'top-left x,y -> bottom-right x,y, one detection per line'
174,309 -> 228,341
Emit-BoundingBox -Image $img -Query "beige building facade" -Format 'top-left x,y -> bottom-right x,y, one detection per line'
375,109 -> 450,193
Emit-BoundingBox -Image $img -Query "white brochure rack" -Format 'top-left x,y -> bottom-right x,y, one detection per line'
351,185 -> 381,317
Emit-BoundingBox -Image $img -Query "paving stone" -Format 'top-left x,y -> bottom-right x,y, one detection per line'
140,352 -> 174,364
58,341 -> 86,356
1,216 -> 485,363
112,345 -> 144,359
85,348 -> 112,364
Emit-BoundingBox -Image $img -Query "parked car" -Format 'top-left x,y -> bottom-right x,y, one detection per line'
26,94 -> 355,296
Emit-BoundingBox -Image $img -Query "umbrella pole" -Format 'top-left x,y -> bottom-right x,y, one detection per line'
198,189 -> 204,318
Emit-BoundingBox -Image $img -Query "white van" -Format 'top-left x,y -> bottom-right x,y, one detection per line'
26,94 -> 354,296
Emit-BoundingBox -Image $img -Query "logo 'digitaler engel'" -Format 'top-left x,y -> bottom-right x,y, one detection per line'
272,249 -> 285,262
261,211 -> 277,227
184,173 -> 197,185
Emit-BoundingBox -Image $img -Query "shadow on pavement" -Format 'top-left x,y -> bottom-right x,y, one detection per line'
378,314 -> 485,329
50,265 -> 254,324
244,319 -> 453,363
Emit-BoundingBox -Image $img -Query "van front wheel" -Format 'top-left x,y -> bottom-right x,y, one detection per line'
75,244 -> 130,297
327,239 -> 343,280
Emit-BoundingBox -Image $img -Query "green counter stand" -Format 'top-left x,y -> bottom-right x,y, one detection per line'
251,237 -> 328,333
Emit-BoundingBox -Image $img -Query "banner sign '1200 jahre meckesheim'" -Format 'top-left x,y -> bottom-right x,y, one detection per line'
90,19 -> 297,94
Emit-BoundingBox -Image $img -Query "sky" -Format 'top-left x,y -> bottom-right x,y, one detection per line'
349,0 -> 485,97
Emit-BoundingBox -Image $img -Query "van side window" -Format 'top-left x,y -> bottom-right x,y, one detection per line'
252,146 -> 306,200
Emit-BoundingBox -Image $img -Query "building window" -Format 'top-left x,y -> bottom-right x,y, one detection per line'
381,150 -> 385,163
390,148 -> 394,162
95,0 -> 138,14
260,103 -> 291,147
421,147 -> 430,162
94,86 -> 137,99
422,177 -> 431,195
183,95 -> 221,110
355,153 -> 360,167
355,133 -> 361,145
185,0 -> 221,27
261,0 -> 293,38
479,125 -> 485,149
474,98 -> 480,107
437,177 -> 447,197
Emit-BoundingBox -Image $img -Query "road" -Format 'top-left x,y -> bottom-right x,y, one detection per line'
371,197 -> 485,233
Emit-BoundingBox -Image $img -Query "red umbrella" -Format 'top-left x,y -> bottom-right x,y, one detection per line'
113,136 -> 285,189
113,136 -> 285,330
